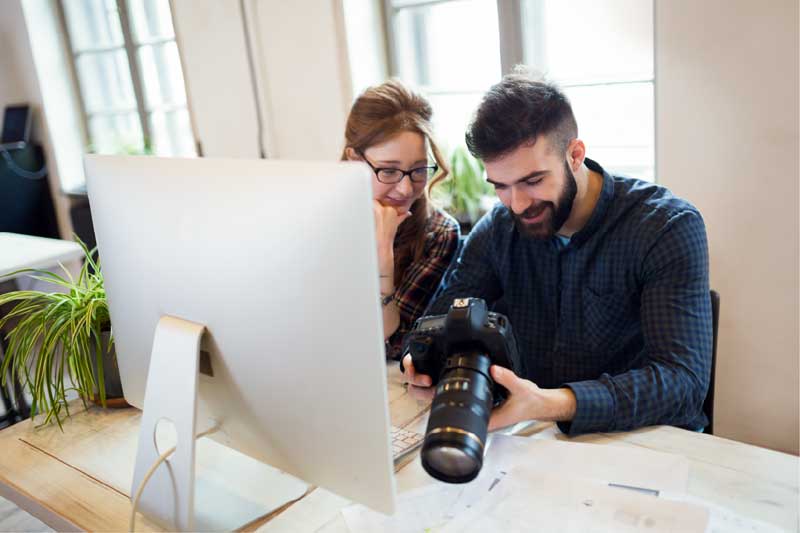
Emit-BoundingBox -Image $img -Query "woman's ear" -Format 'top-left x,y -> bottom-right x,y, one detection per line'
345,147 -> 359,161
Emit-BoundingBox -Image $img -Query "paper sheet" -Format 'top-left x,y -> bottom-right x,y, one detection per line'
484,434 -> 690,494
342,435 -> 694,533
662,493 -> 787,533
340,468 -> 507,533
439,469 -> 709,533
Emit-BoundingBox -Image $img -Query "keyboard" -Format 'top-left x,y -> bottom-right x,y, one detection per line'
391,425 -> 424,463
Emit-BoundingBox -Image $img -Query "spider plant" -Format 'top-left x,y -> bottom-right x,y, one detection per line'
0,239 -> 113,428
433,145 -> 495,227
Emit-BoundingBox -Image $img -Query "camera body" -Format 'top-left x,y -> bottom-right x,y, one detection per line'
402,297 -> 521,483
404,297 -> 520,402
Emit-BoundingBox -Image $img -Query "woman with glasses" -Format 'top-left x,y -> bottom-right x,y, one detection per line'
342,79 -> 460,359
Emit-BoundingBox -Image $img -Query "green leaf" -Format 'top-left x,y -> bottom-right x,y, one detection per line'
0,233 -> 115,429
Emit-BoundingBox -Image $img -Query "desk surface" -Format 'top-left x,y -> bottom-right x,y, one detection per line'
0,232 -> 83,279
0,366 -> 797,532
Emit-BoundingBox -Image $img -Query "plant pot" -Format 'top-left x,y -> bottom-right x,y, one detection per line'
90,330 -> 129,408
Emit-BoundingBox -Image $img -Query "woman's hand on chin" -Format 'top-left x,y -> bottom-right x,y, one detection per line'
374,200 -> 410,267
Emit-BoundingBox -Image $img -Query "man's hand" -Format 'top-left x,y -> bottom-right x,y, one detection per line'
488,365 -> 578,432
401,354 -> 434,401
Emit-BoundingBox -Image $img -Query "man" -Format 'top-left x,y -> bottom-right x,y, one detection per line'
402,75 -> 712,435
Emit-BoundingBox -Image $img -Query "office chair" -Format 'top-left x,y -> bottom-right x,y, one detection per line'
703,290 -> 720,434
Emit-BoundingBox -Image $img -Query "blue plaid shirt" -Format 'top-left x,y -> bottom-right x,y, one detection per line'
427,159 -> 712,435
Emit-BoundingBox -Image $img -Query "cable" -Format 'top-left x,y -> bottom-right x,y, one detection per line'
0,148 -> 47,180
128,423 -> 221,532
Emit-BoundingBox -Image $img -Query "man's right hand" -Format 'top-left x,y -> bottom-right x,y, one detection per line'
401,354 -> 435,401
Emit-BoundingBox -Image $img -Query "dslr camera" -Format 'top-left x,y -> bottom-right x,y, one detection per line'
402,297 -> 520,483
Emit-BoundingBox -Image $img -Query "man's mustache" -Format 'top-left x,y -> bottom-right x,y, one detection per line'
514,203 -> 550,219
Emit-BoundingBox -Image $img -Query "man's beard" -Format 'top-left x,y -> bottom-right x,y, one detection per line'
511,162 -> 578,240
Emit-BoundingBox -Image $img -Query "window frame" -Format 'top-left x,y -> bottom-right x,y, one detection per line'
56,0 -> 196,155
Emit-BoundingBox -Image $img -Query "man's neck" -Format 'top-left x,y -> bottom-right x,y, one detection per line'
558,163 -> 603,238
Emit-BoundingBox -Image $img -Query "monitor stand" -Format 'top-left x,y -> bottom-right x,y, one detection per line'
131,316 -> 309,531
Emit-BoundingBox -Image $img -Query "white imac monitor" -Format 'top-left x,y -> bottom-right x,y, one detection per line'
85,155 -> 396,531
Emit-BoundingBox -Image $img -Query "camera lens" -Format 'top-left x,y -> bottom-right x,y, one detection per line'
420,352 -> 493,483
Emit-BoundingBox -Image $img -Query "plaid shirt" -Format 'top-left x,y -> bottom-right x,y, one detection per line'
387,209 -> 460,359
426,158 -> 712,435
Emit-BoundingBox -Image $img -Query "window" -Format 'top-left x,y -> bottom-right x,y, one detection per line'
382,0 -> 654,181
385,0 -> 502,152
59,0 -> 195,157
519,0 -> 654,180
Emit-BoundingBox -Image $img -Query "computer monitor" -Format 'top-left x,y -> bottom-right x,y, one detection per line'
84,155 -> 397,530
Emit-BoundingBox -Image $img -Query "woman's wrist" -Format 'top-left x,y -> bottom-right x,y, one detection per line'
377,244 -> 394,267
379,279 -> 395,296
378,265 -> 394,295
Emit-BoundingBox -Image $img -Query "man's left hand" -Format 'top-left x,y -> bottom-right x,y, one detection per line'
488,365 -> 578,432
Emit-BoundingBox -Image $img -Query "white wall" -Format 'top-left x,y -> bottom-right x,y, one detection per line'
656,0 -> 799,454
171,0 -> 353,160
342,0 -> 389,96
170,0 -> 261,158
249,0 -> 353,159
0,9 -> 28,104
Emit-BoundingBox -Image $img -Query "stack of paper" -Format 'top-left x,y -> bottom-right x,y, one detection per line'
341,434 -> 773,532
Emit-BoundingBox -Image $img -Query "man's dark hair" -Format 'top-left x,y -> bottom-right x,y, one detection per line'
465,75 -> 578,161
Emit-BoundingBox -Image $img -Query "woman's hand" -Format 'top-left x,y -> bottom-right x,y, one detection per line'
373,200 -> 410,274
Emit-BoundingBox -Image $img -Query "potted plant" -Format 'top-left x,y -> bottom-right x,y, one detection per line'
0,239 -> 124,428
433,145 -> 496,232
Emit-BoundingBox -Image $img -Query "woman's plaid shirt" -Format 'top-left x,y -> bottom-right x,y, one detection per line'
386,209 -> 460,359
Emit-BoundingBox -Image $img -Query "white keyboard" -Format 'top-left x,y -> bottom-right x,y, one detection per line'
391,425 -> 424,463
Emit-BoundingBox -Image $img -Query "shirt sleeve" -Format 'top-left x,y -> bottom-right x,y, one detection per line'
387,214 -> 460,358
424,209 -> 504,316
559,210 -> 713,435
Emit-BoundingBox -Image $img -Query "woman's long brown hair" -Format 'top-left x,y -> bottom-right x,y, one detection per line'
341,79 -> 449,287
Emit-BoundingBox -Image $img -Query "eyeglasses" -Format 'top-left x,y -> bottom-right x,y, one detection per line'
358,151 -> 438,184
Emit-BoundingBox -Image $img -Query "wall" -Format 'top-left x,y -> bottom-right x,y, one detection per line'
171,0 -> 353,160
655,0 -> 799,454
170,0 -> 261,158
248,0 -> 353,159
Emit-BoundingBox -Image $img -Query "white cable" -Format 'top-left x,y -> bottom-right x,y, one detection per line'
128,424 -> 220,532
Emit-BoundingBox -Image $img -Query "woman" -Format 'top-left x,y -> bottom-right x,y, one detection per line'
342,79 -> 460,359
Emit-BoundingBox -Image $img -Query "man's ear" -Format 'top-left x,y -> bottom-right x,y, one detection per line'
567,139 -> 586,172
344,147 -> 359,161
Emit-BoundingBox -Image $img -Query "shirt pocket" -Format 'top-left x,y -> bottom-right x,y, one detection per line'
582,287 -> 631,354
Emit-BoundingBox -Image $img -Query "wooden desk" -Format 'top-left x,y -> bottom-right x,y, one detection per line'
0,366 -> 797,532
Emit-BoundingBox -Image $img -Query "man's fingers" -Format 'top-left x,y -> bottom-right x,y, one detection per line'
407,384 -> 435,402
413,374 -> 432,387
402,354 -> 432,387
490,365 -> 523,393
487,402 -> 517,432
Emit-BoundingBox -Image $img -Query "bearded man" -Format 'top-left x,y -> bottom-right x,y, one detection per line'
402,75 -> 713,436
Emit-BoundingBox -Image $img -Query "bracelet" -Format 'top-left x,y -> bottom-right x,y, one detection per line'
380,292 -> 395,306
